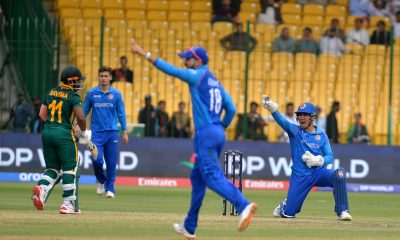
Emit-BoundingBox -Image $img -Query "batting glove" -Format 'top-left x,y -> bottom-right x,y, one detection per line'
262,95 -> 278,113
302,151 -> 324,168
78,130 -> 91,145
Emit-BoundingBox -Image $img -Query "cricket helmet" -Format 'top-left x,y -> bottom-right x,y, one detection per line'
61,66 -> 86,91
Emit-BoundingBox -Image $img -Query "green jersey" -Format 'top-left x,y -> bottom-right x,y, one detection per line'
43,83 -> 82,130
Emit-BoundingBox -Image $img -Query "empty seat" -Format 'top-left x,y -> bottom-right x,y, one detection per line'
281,3 -> 302,15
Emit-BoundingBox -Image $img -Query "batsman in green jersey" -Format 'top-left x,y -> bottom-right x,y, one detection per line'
32,66 -> 94,214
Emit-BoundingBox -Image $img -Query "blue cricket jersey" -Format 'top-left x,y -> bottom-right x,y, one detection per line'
153,59 -> 236,129
272,111 -> 333,176
83,86 -> 127,131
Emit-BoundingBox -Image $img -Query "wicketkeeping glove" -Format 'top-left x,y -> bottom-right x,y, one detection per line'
262,95 -> 278,113
301,151 -> 324,168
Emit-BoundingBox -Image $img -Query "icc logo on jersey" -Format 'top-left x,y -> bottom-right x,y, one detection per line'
315,135 -> 321,140
108,94 -> 113,100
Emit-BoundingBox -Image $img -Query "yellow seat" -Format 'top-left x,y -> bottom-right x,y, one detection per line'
281,3 -> 302,15
325,5 -> 347,17
57,0 -> 80,8
275,24 -> 298,38
303,4 -> 324,16
212,22 -> 234,36
147,0 -> 168,10
302,15 -> 323,26
81,0 -> 102,8
168,0 -> 191,11
102,0 -> 124,9
190,12 -> 211,22
238,12 -> 256,24
191,1 -> 211,12
336,0 -> 349,6
147,11 -> 167,21
281,14 -> 301,25
345,43 -> 364,55
365,44 -> 386,56
60,8 -> 82,18
168,11 -> 189,21
240,2 -> 260,13
125,0 -> 146,10
126,10 -> 145,20
83,9 -> 103,19
104,9 -> 125,19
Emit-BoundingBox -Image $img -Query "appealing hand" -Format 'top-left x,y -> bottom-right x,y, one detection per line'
261,95 -> 278,113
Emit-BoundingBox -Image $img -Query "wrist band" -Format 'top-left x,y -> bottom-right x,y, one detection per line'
145,52 -> 151,59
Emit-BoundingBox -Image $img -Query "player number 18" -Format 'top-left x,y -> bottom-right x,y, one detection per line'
209,88 -> 222,114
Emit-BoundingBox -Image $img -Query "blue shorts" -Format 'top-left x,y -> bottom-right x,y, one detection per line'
284,167 -> 333,216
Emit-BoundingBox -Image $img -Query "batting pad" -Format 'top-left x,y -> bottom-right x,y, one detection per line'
38,169 -> 61,202
62,165 -> 78,201
333,167 -> 349,214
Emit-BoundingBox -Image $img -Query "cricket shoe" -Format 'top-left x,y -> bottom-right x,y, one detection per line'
59,201 -> 80,214
273,204 -> 281,217
338,211 -> 352,221
106,191 -> 115,199
238,202 -> 258,232
173,223 -> 196,240
96,183 -> 105,195
32,185 -> 45,210
273,199 -> 286,217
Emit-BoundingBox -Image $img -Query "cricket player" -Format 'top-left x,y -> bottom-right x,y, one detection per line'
131,39 -> 257,239
32,66 -> 92,214
83,66 -> 128,199
262,96 -> 352,221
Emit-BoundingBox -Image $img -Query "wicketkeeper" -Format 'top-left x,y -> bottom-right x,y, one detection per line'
262,96 -> 352,221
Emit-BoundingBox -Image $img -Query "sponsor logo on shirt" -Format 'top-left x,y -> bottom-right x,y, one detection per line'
94,102 -> 114,108
93,95 -> 101,98
301,138 -> 320,149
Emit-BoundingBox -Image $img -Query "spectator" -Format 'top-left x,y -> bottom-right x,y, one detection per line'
296,0 -> 336,5
111,56 -> 134,84
370,20 -> 391,45
272,27 -> 295,53
323,18 -> 346,43
295,27 -> 320,55
257,0 -> 283,25
347,17 -> 370,46
155,100 -> 169,137
170,101 -> 191,138
315,105 -> 327,132
320,28 -> 347,56
347,112 -> 371,144
278,102 -> 297,143
367,0 -> 390,17
220,23 -> 258,52
138,95 -> 156,137
235,101 -> 267,141
212,0 -> 241,24
393,10 -> 400,37
31,95 -> 42,133
8,93 -> 34,132
326,101 -> 340,144
350,0 -> 369,16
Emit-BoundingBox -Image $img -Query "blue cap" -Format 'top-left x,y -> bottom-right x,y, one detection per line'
178,46 -> 209,64
295,102 -> 317,115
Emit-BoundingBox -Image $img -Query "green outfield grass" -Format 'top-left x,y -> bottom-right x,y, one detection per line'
0,182 -> 399,239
